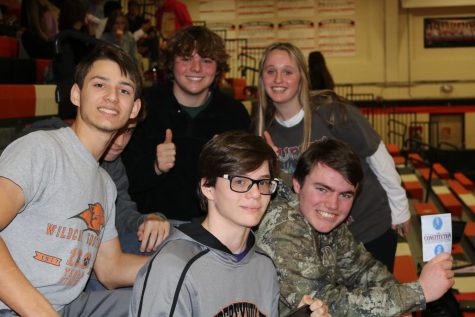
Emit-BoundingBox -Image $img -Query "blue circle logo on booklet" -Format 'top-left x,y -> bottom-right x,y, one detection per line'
434,244 -> 444,255
432,216 -> 443,230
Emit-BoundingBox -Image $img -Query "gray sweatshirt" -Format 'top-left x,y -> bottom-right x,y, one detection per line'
130,223 -> 279,317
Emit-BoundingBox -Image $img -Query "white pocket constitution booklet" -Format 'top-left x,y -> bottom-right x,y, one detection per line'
421,213 -> 452,262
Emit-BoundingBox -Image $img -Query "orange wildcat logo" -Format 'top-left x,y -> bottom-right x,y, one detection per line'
72,203 -> 105,235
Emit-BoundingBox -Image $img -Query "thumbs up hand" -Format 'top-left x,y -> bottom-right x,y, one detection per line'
264,131 -> 279,156
155,128 -> 176,175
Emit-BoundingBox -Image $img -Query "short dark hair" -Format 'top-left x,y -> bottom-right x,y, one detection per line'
74,44 -> 142,100
58,0 -> 87,31
198,131 -> 279,210
293,138 -> 363,188
161,26 -> 230,85
103,0 -> 122,18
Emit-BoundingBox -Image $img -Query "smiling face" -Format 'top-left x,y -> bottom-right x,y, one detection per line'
71,59 -> 141,134
172,51 -> 217,106
262,49 -> 301,115
203,162 -> 272,232
293,163 -> 356,233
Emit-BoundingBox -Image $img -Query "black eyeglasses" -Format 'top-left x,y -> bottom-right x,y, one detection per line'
222,174 -> 279,195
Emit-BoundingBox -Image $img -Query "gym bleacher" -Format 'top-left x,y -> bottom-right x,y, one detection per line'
383,128 -> 475,316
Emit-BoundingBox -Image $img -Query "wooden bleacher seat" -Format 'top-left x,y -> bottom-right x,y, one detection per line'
449,179 -> 471,195
434,163 -> 450,179
465,222 -> 475,250
401,174 -> 423,199
455,172 -> 474,190
385,135 -> 402,166
0,35 -> 18,58
419,167 -> 438,182
408,153 -> 425,167
465,222 -> 475,239
414,202 -> 438,216
0,84 -> 57,120
386,143 -> 400,156
225,77 -> 247,101
393,156 -> 405,166
397,166 -> 414,174
448,180 -> 475,216
432,184 -> 463,218
393,242 -> 418,283
393,241 -> 422,316
452,243 -> 465,256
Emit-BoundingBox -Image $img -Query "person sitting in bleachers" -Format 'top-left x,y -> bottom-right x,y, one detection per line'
101,11 -> 137,63
95,0 -> 121,39
20,0 -> 59,59
133,19 -> 159,65
122,26 -> 251,224
126,0 -> 144,34
53,0 -> 101,119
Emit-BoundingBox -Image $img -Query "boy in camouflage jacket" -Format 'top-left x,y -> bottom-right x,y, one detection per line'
257,138 -> 454,317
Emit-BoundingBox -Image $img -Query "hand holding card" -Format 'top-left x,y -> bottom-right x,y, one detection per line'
421,213 -> 452,262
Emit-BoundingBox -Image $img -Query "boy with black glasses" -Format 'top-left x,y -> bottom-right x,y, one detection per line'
129,131 -> 330,317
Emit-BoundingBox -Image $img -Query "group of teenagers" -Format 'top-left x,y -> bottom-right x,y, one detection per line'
0,25 -> 455,317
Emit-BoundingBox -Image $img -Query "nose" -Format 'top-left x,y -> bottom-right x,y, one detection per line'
274,71 -> 283,83
114,133 -> 126,147
245,183 -> 261,199
190,57 -> 202,72
324,193 -> 339,210
105,88 -> 119,103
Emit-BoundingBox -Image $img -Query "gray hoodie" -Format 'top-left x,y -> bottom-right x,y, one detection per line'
130,223 -> 279,317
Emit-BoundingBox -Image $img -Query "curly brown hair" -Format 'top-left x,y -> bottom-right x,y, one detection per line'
161,26 -> 230,85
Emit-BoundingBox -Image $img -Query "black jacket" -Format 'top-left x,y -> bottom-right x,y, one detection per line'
122,82 -> 251,220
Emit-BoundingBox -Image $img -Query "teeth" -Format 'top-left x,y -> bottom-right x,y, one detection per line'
187,77 -> 203,81
99,108 -> 118,115
318,210 -> 335,218
272,87 -> 286,92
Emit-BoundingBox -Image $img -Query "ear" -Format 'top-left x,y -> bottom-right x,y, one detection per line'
292,177 -> 301,194
200,178 -> 215,201
129,98 -> 142,120
70,84 -> 81,107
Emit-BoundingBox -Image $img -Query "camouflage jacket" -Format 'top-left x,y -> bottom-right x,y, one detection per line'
256,186 -> 426,317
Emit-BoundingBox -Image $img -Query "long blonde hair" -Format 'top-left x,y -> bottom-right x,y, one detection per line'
256,42 -> 313,151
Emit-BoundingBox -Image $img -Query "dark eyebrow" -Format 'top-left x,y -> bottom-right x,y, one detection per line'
90,75 -> 135,90
314,182 -> 333,191
314,182 -> 355,196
